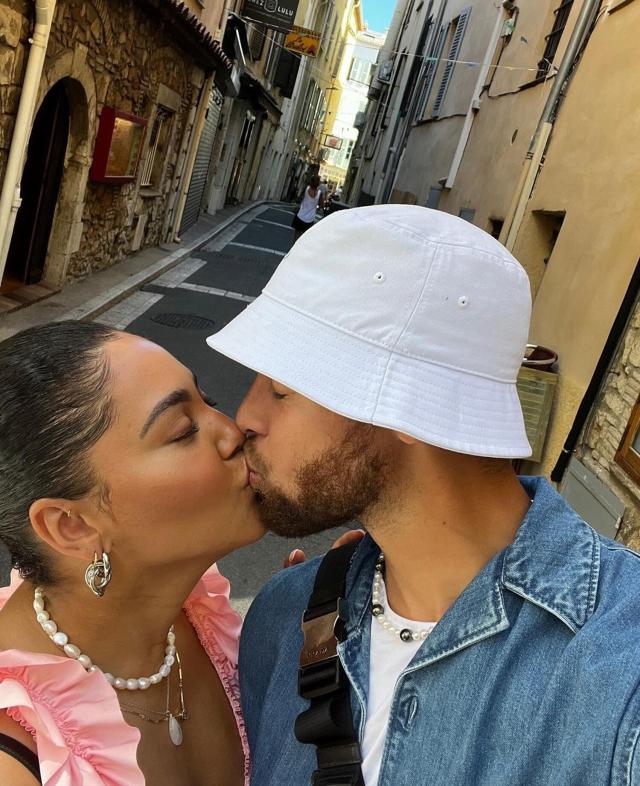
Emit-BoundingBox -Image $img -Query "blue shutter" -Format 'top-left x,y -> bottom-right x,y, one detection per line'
415,24 -> 447,121
432,8 -> 471,118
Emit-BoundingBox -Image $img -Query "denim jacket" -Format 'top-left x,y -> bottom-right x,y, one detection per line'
239,477 -> 640,785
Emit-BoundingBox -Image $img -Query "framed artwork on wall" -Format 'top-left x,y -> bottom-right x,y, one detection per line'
91,107 -> 147,184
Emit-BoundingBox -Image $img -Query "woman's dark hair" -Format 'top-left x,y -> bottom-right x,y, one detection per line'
0,321 -> 119,585
310,174 -> 321,189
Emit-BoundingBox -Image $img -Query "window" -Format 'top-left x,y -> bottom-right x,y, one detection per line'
349,58 -> 372,86
426,186 -> 442,209
415,24 -> 447,120
531,210 -> 565,266
430,8 -> 471,118
381,53 -> 407,130
458,207 -> 476,223
536,0 -> 574,79
264,32 -> 284,83
399,11 -> 433,118
489,218 -> 504,239
332,40 -> 345,79
616,398 -> 640,484
140,107 -> 173,188
248,23 -> 266,61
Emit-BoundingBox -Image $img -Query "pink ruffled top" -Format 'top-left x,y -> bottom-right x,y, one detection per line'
0,566 -> 250,785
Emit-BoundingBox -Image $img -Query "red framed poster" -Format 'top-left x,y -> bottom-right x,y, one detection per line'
91,107 -> 147,184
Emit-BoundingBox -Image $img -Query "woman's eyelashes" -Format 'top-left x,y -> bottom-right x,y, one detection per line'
173,421 -> 200,443
199,388 -> 217,408
171,389 -> 215,442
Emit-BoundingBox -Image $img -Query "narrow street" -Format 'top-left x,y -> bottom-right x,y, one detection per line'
94,203 -> 348,616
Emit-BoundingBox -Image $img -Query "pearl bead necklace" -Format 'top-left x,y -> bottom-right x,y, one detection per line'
371,554 -> 431,643
33,586 -> 177,690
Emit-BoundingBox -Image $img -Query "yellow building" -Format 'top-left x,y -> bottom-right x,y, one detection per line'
319,11 -> 384,189
278,0 -> 361,197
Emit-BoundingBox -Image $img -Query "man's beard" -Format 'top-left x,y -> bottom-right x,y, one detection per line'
244,423 -> 390,538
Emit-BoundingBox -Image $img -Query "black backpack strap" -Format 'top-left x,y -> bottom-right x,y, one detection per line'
295,541 -> 364,786
0,733 -> 41,783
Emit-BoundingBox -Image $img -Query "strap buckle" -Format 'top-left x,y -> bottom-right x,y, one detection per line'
300,599 -> 346,668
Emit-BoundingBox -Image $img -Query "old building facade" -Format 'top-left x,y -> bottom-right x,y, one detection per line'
0,0 -> 229,309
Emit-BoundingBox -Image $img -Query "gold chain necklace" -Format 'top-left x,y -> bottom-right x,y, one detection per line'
120,651 -> 188,745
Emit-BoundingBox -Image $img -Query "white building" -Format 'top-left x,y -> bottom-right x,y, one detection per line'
321,25 -> 385,188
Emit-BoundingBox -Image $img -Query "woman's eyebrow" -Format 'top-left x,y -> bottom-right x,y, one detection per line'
140,389 -> 192,439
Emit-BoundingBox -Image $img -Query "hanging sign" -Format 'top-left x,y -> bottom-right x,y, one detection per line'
323,135 -> 343,150
241,0 -> 299,31
284,25 -> 320,57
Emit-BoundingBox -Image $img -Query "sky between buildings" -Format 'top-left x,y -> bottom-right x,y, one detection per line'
361,0 -> 396,33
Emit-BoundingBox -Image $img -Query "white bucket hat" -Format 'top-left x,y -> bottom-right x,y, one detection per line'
207,204 -> 532,458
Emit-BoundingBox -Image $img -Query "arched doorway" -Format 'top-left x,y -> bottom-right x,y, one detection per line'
2,81 -> 70,291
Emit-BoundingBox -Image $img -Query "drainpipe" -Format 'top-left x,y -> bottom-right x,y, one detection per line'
502,0 -> 601,251
444,3 -> 507,189
172,71 -> 215,242
0,0 -> 57,283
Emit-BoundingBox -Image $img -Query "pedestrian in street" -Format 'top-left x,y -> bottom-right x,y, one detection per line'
206,204 -> 640,786
292,174 -> 324,242
0,321 -> 355,786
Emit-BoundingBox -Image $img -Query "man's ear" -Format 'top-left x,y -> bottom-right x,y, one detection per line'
393,430 -> 420,446
29,499 -> 104,563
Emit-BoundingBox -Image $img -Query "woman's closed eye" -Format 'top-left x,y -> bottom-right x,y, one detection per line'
172,418 -> 200,443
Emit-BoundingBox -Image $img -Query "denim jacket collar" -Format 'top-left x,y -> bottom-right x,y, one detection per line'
501,475 -> 600,633
340,477 -> 600,680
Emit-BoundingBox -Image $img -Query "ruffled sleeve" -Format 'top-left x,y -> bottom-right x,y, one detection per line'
183,565 -> 250,783
184,564 -> 242,667
0,650 -> 143,786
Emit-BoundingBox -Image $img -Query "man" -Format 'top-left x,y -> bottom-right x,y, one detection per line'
207,205 -> 640,786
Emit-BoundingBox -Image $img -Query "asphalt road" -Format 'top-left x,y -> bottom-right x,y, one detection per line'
96,203 -> 350,616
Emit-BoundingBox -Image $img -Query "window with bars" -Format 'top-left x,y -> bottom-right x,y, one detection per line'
536,0 -> 574,79
140,107 -> 173,188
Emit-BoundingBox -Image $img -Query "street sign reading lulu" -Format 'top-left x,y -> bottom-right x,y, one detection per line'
284,25 -> 320,57
241,0 -> 299,31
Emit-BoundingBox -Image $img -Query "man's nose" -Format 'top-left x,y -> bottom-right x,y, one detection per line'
236,375 -> 268,436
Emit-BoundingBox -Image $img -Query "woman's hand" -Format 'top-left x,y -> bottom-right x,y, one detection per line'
283,529 -> 366,568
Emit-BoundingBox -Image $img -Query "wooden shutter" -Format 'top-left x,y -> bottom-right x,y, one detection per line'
432,8 -> 471,118
415,24 -> 447,120
273,49 -> 300,98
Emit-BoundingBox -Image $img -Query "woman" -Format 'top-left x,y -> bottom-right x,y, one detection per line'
292,174 -> 324,242
0,320 -> 268,785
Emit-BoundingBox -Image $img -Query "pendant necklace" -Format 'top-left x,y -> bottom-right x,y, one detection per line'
119,650 -> 189,746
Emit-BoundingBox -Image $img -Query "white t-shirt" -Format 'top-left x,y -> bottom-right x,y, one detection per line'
361,576 -> 437,786
297,186 -> 322,223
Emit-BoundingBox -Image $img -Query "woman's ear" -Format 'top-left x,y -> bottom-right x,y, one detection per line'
28,499 -> 102,562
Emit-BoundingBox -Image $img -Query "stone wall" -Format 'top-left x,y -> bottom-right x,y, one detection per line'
576,301 -> 640,551
0,0 -> 204,283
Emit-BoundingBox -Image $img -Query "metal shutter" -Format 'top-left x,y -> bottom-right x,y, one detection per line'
432,8 -> 471,118
180,88 -> 222,234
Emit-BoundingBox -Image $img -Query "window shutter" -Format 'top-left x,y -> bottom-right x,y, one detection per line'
432,8 -> 471,118
415,24 -> 447,120
274,49 -> 300,98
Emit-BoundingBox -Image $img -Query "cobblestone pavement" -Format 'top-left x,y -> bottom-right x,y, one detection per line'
95,203 -> 350,616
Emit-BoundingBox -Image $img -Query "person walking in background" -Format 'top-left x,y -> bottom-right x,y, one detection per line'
292,175 -> 324,243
